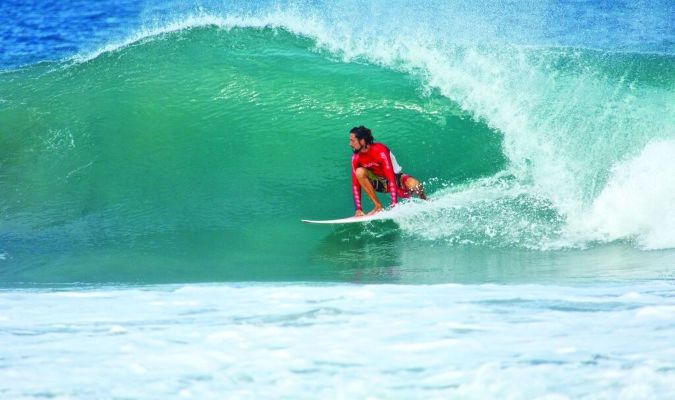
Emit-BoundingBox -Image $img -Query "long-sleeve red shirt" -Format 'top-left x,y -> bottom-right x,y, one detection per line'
351,143 -> 399,211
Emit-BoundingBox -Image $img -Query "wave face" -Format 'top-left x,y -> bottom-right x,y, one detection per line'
1,2 -> 674,283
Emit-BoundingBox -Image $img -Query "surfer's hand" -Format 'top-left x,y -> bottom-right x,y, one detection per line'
354,209 -> 365,217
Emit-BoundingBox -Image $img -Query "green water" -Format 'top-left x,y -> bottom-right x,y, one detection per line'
2,26 -> 674,285
0,28 -> 506,284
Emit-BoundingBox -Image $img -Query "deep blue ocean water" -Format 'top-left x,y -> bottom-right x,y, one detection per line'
2,0 -> 673,69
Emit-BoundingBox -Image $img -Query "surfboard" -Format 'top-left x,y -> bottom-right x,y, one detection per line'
301,213 -> 392,224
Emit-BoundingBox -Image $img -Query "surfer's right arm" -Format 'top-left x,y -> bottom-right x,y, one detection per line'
351,155 -> 364,216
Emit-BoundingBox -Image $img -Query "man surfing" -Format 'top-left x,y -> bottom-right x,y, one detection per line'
349,125 -> 426,217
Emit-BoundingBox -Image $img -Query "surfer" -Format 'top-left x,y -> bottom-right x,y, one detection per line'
349,125 -> 426,216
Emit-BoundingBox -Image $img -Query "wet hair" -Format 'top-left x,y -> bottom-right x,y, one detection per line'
350,125 -> 374,145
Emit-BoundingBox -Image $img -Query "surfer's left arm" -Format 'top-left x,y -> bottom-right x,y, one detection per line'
380,149 -> 398,207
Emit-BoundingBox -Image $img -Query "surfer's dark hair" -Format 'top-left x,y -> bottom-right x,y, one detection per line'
350,126 -> 374,144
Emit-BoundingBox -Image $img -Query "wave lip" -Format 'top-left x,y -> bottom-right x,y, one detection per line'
70,10 -> 332,64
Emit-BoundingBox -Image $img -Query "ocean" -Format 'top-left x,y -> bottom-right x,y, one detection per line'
1,0 -> 674,398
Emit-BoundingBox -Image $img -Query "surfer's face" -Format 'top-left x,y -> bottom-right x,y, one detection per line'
349,133 -> 365,153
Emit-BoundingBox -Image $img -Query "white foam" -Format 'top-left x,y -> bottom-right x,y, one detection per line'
575,139 -> 675,249
109,325 -> 128,335
2,283 -> 675,398
635,305 -> 675,319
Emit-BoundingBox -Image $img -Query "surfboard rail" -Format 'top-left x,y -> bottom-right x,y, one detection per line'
301,213 -> 391,224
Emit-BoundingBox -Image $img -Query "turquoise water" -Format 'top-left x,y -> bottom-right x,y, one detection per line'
1,24 -> 673,284
1,1 -> 675,398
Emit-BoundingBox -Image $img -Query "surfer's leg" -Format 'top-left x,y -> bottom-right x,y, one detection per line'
355,167 -> 382,209
402,175 -> 427,200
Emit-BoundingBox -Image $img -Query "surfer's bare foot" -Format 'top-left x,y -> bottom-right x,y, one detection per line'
354,209 -> 366,217
404,177 -> 427,200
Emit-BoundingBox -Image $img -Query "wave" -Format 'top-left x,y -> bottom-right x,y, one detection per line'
1,10 -> 674,255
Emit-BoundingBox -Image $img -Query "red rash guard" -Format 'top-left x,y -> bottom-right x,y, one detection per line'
351,143 -> 399,211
